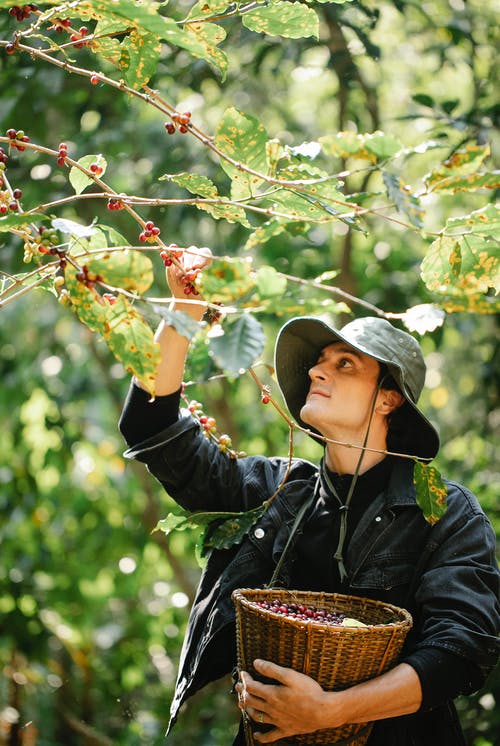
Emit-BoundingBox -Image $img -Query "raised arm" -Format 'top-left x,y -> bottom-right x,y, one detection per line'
142,247 -> 211,396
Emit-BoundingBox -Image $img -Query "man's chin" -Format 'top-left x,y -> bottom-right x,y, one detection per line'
299,404 -> 319,430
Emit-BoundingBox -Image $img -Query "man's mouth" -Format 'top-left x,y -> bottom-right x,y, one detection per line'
307,388 -> 330,399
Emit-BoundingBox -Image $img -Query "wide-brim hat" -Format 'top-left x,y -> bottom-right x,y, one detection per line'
274,316 -> 440,461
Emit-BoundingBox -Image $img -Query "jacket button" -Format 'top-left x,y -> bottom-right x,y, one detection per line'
254,528 -> 265,539
375,516 -> 382,522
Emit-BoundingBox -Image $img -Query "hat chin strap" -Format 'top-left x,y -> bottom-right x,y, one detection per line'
327,375 -> 387,583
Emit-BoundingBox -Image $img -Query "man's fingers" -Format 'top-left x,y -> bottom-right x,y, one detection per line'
253,659 -> 294,684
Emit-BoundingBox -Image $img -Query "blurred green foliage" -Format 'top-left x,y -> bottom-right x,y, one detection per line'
0,0 -> 498,744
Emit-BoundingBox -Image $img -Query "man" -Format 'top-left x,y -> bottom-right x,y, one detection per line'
119,251 -> 500,745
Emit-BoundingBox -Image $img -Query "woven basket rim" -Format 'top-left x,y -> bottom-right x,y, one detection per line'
232,588 -> 413,631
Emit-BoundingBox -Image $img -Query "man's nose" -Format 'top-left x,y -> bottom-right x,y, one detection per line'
308,362 -> 327,381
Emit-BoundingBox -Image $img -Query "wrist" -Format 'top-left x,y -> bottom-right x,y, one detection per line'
171,298 -> 206,321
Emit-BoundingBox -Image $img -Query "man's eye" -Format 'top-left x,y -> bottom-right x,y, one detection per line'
339,358 -> 353,368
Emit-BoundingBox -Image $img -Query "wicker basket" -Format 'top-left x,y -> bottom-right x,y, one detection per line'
232,588 -> 412,746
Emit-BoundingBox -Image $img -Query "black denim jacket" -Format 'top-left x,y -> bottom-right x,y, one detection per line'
124,411 -> 500,746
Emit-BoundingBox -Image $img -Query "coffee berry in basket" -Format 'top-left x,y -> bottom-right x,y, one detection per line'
255,598 -> 367,628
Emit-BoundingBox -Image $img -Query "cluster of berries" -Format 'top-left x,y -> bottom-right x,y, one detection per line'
159,245 -> 199,295
21,225 -> 60,263
8,4 -> 38,21
70,25 -> 90,48
107,197 -> 125,211
255,599 -> 349,626
159,244 -> 182,267
57,142 -> 68,166
6,128 -> 30,151
165,111 -> 192,135
186,398 -> 240,457
139,220 -> 160,243
75,264 -> 103,290
0,187 -> 22,214
89,161 -> 103,175
51,17 -> 71,32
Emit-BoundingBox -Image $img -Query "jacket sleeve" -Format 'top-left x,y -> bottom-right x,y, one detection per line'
410,481 -> 500,679
119,385 -> 290,514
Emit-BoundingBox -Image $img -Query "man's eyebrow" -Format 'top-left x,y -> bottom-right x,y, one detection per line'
318,344 -> 363,361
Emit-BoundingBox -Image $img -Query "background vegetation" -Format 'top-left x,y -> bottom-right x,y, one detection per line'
0,0 -> 498,744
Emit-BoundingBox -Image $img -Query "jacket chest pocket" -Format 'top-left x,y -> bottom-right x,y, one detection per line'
350,557 -> 417,592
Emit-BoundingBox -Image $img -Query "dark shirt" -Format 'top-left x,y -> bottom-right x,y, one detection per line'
119,382 -> 485,711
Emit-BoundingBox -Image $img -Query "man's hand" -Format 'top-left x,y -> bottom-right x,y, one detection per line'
235,659 -> 341,743
166,245 -> 212,303
235,659 -> 422,743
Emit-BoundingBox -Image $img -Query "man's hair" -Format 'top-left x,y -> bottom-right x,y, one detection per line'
378,364 -> 412,455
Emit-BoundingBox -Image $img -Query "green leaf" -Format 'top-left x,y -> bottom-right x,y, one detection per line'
120,30 -> 161,89
209,314 -> 266,375
153,306 -> 202,341
363,132 -> 403,160
255,266 -> 287,298
215,107 -> 269,200
185,0 -> 233,19
413,462 -> 448,525
155,511 -> 193,535
155,504 -> 266,558
161,172 -> 250,225
242,1 -> 319,39
51,218 -> 97,239
268,165 -> 355,223
69,155 -> 107,195
0,213 -> 46,231
161,172 -> 218,198
412,93 -> 435,108
244,218 -> 290,250
445,203 -> 500,238
184,335 -> 218,383
201,505 -> 266,554
198,257 -> 255,303
382,172 -> 424,228
196,199 -> 251,225
320,131 -> 402,162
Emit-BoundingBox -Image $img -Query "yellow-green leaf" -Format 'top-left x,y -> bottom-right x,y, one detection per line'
215,107 -> 269,200
185,21 -> 228,79
421,205 -> 500,300
120,30 -> 161,89
242,1 -> 319,40
424,144 -> 491,191
64,271 -> 159,396
198,257 -> 255,303
421,234 -> 499,295
424,171 -> 500,194
320,131 -> 402,162
413,462 -> 448,525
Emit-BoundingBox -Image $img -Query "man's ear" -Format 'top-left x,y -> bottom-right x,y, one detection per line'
377,390 -> 405,415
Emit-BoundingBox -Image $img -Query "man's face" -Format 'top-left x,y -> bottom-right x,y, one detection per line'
300,341 -> 382,439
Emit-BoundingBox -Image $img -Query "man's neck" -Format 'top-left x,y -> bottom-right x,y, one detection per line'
325,446 -> 387,476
